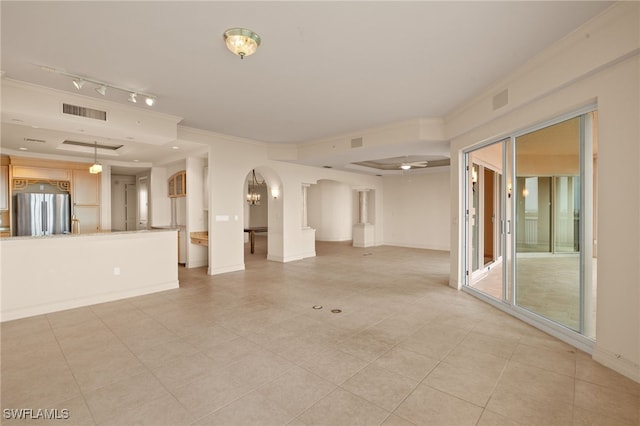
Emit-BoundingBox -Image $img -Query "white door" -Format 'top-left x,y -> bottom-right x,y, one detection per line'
125,183 -> 137,231
137,176 -> 149,230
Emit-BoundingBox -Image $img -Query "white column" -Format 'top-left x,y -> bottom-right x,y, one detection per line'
353,189 -> 374,248
302,184 -> 310,228
358,189 -> 370,224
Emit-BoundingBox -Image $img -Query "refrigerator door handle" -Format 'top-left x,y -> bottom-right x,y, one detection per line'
42,200 -> 47,233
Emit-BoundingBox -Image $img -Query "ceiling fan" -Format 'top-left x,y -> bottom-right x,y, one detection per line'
400,161 -> 428,170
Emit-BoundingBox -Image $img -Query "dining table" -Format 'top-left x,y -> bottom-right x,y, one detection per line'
244,227 -> 267,254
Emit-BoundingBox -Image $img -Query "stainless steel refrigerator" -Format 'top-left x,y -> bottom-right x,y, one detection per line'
15,193 -> 71,236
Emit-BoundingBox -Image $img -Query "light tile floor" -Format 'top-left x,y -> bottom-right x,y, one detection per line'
1,239 -> 638,425
470,256 -> 598,339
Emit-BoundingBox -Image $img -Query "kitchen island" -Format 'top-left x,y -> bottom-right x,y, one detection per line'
0,228 -> 179,321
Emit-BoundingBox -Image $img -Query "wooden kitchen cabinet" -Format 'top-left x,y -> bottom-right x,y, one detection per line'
168,171 -> 186,198
74,205 -> 100,234
73,170 -> 100,204
72,170 -> 101,232
11,165 -> 70,181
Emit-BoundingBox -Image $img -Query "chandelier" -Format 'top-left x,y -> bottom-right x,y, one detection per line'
247,169 -> 264,205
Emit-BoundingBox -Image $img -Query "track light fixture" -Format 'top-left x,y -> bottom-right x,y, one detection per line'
39,66 -> 157,107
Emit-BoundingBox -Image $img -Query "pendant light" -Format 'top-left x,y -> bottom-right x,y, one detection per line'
89,142 -> 102,174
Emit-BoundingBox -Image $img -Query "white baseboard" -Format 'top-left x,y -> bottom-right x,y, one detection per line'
267,254 -> 284,262
0,280 -> 179,322
268,251 -> 316,263
593,346 -> 640,384
209,263 -> 245,275
186,259 -> 208,268
384,241 -> 451,251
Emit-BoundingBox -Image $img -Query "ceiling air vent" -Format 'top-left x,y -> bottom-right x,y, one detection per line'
351,137 -> 363,148
23,138 -> 46,143
62,103 -> 107,121
62,140 -> 123,150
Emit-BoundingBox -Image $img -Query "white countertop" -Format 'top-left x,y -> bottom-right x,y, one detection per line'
0,228 -> 176,241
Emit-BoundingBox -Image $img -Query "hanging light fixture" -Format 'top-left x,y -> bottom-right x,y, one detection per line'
89,141 -> 102,174
223,28 -> 261,59
246,169 -> 264,205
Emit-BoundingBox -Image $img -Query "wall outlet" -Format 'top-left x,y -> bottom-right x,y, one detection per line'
113,267 -> 120,276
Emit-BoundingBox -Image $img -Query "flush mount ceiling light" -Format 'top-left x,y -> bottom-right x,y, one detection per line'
223,28 -> 261,59
39,65 -> 157,107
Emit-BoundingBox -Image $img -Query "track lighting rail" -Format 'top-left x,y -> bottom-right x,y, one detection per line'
39,65 -> 156,106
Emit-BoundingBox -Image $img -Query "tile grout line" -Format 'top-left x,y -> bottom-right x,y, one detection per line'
45,311 -> 100,426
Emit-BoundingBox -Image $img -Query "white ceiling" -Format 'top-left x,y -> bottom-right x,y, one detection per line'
0,1 -> 612,171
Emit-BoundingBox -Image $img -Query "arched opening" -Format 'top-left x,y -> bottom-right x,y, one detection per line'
242,166 -> 283,267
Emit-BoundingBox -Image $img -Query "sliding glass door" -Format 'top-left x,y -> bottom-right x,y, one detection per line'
464,110 -> 597,340
515,117 -> 582,332
466,141 -> 507,301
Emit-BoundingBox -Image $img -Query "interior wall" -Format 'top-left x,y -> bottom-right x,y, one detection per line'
100,166 -> 111,232
183,126 -> 384,272
307,180 -> 353,241
185,156 -> 207,268
135,170 -> 151,230
447,2 -> 639,382
382,170 -> 451,250
149,166 -> 169,227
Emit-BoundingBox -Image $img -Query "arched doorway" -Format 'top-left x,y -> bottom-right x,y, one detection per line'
242,166 -> 283,266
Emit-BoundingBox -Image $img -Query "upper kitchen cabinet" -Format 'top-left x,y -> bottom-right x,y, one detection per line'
168,170 -> 186,198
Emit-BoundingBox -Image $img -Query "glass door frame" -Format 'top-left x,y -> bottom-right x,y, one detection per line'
462,105 -> 596,352
463,138 -> 510,304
